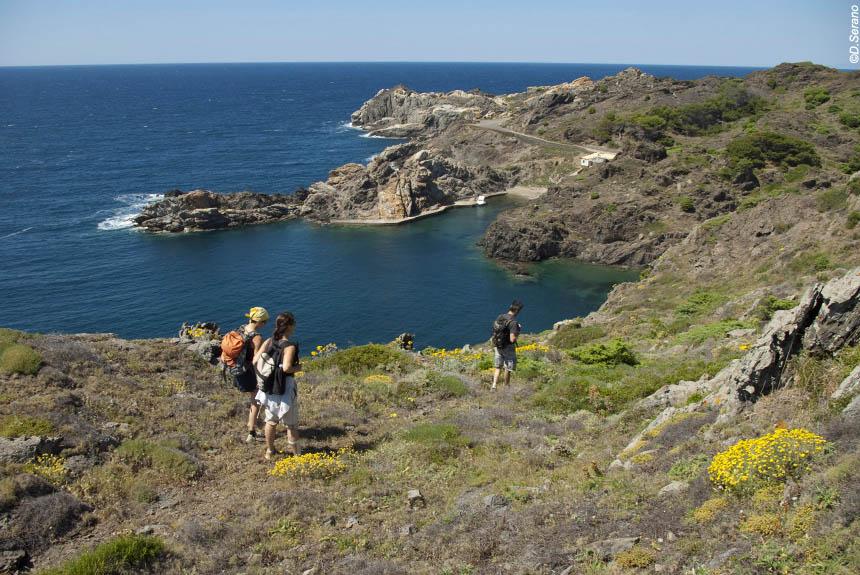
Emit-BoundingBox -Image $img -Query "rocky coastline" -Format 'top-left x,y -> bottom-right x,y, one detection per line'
134,63 -> 859,275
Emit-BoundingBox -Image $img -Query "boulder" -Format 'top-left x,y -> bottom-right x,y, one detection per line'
832,365 -> 860,400
802,269 -> 860,353
0,436 -> 61,464
586,536 -> 640,561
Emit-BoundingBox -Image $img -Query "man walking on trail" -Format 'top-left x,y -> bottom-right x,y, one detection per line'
491,300 -> 523,390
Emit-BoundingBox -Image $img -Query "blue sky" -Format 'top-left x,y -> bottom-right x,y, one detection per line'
0,0 -> 850,68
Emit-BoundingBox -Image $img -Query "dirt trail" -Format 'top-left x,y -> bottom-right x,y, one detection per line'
469,119 -> 616,155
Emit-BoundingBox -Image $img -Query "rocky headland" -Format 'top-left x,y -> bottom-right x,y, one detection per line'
134,63 -> 860,279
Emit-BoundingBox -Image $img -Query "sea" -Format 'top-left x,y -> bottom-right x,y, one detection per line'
0,62 -> 761,349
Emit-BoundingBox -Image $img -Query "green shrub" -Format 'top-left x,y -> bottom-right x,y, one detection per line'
839,112 -> 860,128
668,454 -> 710,480
41,535 -> 165,575
677,196 -> 695,213
847,211 -> 860,229
803,87 -> 830,109
533,352 -> 735,414
615,546 -> 656,568
675,319 -> 755,345
676,290 -> 727,317
0,415 -> 54,438
0,343 -> 42,375
0,328 -> 21,344
427,372 -> 468,398
789,251 -> 833,273
817,187 -> 849,212
115,440 -> 199,481
551,323 -> 605,349
402,423 -> 468,462
307,344 -> 413,376
725,131 -> 821,173
568,339 -> 637,366
755,295 -> 797,321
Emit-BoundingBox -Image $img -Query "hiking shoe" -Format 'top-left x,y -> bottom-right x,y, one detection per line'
245,430 -> 258,444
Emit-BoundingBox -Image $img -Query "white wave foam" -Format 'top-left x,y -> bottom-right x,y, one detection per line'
97,193 -> 163,231
0,227 -> 33,240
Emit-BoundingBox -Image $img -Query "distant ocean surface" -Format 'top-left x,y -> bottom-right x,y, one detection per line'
0,63 -> 760,348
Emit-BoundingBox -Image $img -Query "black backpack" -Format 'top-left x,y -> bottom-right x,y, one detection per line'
258,340 -> 287,394
491,314 -> 512,348
270,341 -> 300,396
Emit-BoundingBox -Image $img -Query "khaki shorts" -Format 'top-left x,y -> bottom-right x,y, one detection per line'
493,346 -> 517,371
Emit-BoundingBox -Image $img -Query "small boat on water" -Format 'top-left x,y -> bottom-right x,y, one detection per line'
475,195 -> 486,206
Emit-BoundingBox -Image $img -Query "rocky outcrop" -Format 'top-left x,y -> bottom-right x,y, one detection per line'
479,190 -> 685,266
350,86 -> 505,137
133,189 -> 301,233
701,268 -> 858,413
300,143 -> 508,222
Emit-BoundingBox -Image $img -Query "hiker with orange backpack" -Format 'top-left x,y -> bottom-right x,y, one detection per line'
220,306 -> 269,443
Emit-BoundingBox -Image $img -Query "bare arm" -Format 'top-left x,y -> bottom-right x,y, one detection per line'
252,335 -> 268,363
281,345 -> 301,374
509,321 -> 520,344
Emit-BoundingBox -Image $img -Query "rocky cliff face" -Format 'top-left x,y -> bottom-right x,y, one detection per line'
349,85 -> 505,137
300,143 -> 508,222
132,190 -> 301,233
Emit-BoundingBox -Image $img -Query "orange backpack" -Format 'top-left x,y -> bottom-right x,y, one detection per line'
220,328 -> 256,376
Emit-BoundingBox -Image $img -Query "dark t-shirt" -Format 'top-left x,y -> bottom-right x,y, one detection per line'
497,313 -> 521,348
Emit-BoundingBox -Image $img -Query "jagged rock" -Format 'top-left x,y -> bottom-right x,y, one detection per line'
301,144 -> 507,222
638,375 -> 710,409
345,516 -> 359,528
0,550 -> 30,572
350,85 -> 504,137
399,524 -> 416,537
832,365 -> 860,400
483,494 -> 510,509
843,394 -> 860,418
134,189 -> 301,232
0,436 -> 61,464
407,489 -> 425,509
186,340 -> 221,364
659,481 -> 689,497
802,269 -> 860,353
586,536 -> 640,561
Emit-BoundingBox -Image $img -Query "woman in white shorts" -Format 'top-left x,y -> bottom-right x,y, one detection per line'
254,311 -> 302,461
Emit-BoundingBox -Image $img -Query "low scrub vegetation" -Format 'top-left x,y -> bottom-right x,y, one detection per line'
41,535 -> 165,575
306,343 -> 413,375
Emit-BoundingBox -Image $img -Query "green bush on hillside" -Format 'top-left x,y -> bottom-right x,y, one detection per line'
592,83 -> 764,143
532,352 -> 736,414
725,131 -> 821,173
803,87 -> 830,109
426,372 -> 468,398
306,344 -> 413,376
0,343 -> 42,375
677,196 -> 695,213
676,290 -> 727,317
402,423 -> 469,463
0,415 -> 55,438
567,339 -> 638,366
788,251 -> 833,273
551,323 -> 605,349
839,112 -> 860,128
816,187 -> 849,212
40,534 -> 165,575
115,440 -> 199,482
847,211 -> 860,229
755,295 -> 797,321
675,319 -> 755,345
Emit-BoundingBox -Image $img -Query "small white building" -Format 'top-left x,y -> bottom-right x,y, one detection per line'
580,151 -> 617,167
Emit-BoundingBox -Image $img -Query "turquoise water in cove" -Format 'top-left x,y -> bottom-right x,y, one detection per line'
0,63 -> 759,348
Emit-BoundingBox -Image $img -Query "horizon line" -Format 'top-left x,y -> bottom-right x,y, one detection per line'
0,59 -> 797,71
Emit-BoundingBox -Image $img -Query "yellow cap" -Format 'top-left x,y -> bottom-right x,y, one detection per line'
245,307 -> 269,322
